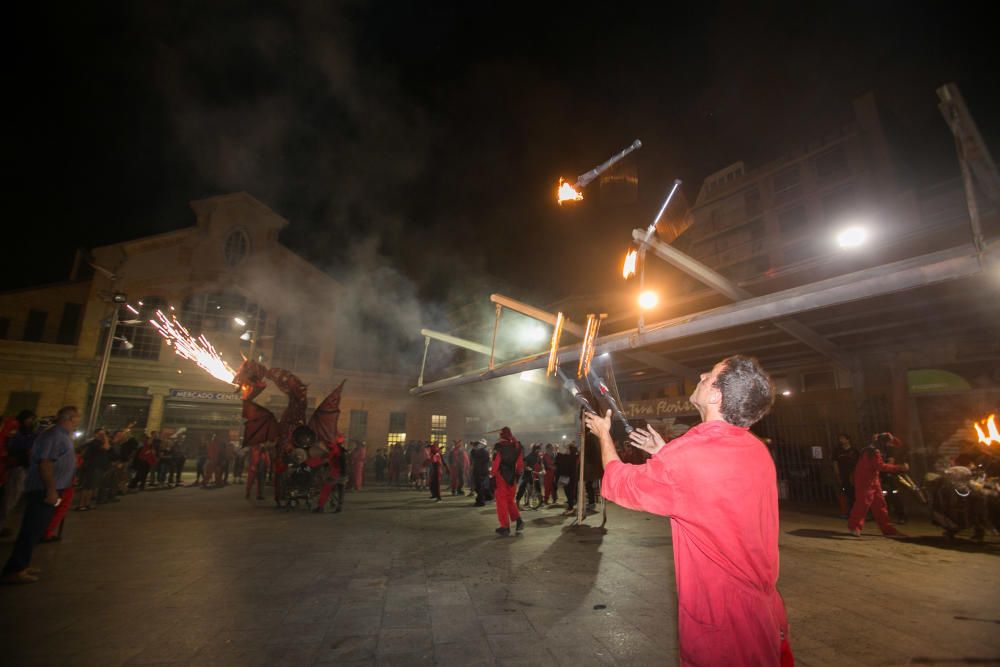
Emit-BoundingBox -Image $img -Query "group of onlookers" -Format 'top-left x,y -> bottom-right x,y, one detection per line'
375,435 -> 613,519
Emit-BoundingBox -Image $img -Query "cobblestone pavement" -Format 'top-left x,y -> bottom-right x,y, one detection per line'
1,480 -> 998,666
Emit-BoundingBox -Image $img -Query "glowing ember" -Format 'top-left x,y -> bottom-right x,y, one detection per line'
973,414 -> 999,445
623,249 -> 638,279
150,310 -> 236,385
557,178 -> 583,204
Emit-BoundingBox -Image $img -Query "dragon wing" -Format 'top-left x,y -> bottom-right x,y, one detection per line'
241,400 -> 280,448
308,379 -> 346,444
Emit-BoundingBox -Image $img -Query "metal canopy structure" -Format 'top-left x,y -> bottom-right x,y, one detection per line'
412,239 -> 999,396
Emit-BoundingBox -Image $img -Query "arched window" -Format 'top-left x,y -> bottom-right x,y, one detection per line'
223,229 -> 250,267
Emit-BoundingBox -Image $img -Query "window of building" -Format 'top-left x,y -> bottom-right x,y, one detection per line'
464,416 -> 481,439
822,186 -> 856,224
721,256 -> 770,283
57,302 -> 83,345
783,238 -> 821,265
430,414 -> 448,446
272,315 -> 320,374
744,188 -> 761,217
387,411 -> 407,446
111,297 -> 166,360
0,317 -> 10,339
389,411 -> 406,432
181,292 -> 266,337
802,370 -> 837,392
223,229 -> 250,267
23,309 -> 47,342
777,206 -> 809,235
772,165 -> 801,204
4,391 -> 40,416
349,410 -> 368,441
814,146 -> 849,182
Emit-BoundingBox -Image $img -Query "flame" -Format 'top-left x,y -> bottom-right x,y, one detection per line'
557,178 -> 583,204
150,310 -> 236,385
973,414 -> 999,446
623,249 -> 638,279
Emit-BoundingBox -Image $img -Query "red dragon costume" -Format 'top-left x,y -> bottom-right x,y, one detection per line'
233,359 -> 345,505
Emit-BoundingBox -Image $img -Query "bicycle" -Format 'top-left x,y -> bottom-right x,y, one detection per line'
519,469 -> 544,510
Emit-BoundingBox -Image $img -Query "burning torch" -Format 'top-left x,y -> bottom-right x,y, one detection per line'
558,139 -> 643,204
585,368 -> 634,435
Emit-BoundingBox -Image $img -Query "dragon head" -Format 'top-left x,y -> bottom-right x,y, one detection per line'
234,355 -> 269,401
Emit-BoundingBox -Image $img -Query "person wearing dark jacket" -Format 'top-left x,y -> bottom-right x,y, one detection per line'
554,443 -> 579,515
470,439 -> 491,506
0,410 -> 37,536
76,429 -> 112,511
491,427 -> 524,536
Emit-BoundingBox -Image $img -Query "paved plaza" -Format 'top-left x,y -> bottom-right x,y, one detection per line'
1,482 -> 998,666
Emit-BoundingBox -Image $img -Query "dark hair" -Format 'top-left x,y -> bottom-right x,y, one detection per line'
712,356 -> 774,427
56,406 -> 78,422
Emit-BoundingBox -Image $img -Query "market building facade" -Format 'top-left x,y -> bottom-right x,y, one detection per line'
0,192 -> 479,447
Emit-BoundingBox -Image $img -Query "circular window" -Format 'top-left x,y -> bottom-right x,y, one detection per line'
223,229 -> 249,267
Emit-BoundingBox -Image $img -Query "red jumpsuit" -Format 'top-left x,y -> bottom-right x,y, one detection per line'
491,436 -> 523,530
315,439 -> 345,509
848,447 -> 906,535
448,445 -> 465,494
602,420 -> 790,666
351,445 -> 367,491
245,447 -> 269,499
204,436 -> 223,487
542,451 -> 556,503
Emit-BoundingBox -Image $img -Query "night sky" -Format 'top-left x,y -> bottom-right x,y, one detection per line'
7,2 -> 998,311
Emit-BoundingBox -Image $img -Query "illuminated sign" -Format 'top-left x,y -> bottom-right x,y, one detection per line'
169,389 -> 241,402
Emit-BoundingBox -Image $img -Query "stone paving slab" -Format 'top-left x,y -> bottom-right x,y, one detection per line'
1,481 -> 999,665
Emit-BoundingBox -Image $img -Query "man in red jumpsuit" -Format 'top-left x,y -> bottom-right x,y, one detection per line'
350,441 -> 367,491
447,440 -> 466,496
312,434 -> 346,513
585,356 -> 791,666
491,427 -> 524,536
847,433 -> 909,537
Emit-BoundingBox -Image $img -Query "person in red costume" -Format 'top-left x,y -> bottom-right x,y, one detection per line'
447,440 -> 466,496
312,434 -> 346,513
847,433 -> 909,537
244,445 -> 269,500
585,356 -> 792,667
350,441 -> 367,491
203,432 -> 223,488
427,443 -> 446,501
491,427 -> 524,536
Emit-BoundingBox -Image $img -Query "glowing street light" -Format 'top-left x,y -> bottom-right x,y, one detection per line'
638,290 -> 658,310
781,390 -> 792,397
522,324 -> 548,344
836,225 -> 868,249
233,316 -> 247,327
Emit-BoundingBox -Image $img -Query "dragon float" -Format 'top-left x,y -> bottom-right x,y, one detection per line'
233,357 -> 346,506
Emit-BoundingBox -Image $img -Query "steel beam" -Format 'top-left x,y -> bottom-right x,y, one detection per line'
633,228 -> 854,369
420,328 -> 495,356
490,293 -> 700,381
411,242 -> 992,395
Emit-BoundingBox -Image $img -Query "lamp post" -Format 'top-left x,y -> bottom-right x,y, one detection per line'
87,292 -> 126,434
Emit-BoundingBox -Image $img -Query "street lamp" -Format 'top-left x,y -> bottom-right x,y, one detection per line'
87,291 -> 127,433
638,290 -> 658,310
836,225 -> 868,249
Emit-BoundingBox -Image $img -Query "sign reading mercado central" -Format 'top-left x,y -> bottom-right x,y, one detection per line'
169,389 -> 241,402
622,396 -> 698,419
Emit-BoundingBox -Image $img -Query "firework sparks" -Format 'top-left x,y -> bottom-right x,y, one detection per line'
150,310 -> 236,385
